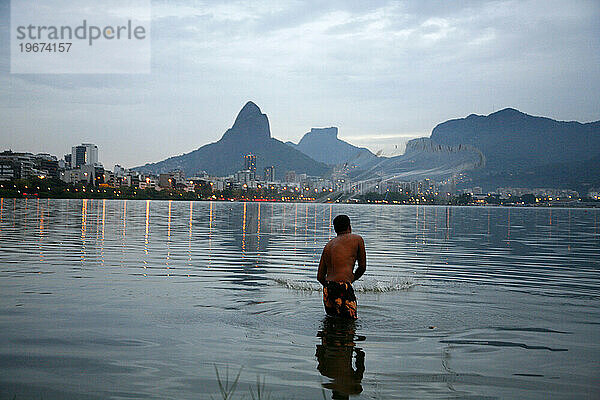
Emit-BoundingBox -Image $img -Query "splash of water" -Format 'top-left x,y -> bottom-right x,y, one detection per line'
355,278 -> 418,292
272,277 -> 417,293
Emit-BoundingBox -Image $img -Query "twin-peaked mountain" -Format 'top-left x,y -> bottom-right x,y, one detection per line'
135,102 -> 329,178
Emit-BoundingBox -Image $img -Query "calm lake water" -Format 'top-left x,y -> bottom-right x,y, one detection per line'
0,198 -> 599,399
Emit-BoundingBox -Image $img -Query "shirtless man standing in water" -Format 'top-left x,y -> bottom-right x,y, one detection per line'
317,215 -> 367,319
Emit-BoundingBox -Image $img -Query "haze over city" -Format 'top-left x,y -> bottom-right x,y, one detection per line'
1,0 -> 599,169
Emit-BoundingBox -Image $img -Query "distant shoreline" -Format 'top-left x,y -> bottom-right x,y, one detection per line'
1,194 -> 598,209
2,178 -> 598,208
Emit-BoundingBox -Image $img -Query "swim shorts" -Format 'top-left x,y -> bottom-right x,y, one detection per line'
323,281 -> 357,319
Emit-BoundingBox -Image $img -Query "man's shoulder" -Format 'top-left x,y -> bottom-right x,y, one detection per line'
327,233 -> 363,246
350,233 -> 364,242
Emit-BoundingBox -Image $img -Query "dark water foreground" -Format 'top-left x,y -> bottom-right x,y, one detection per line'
0,199 -> 598,399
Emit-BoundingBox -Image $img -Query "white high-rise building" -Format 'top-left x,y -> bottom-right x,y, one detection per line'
83,143 -> 98,165
71,143 -> 99,168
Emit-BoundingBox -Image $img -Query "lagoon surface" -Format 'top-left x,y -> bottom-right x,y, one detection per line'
0,199 -> 599,399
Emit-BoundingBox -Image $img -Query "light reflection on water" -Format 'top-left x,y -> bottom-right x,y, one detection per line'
0,199 -> 599,399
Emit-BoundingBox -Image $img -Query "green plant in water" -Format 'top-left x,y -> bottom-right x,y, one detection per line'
249,375 -> 273,400
212,365 -> 242,400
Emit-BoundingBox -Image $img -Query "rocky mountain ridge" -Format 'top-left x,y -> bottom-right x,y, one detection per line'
134,102 -> 329,178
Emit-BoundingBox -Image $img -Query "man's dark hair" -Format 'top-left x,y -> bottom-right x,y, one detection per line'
333,214 -> 351,233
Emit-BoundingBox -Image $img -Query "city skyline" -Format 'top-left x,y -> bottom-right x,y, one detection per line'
0,1 -> 599,169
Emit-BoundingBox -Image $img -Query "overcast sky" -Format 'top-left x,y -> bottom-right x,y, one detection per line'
1,0 -> 599,168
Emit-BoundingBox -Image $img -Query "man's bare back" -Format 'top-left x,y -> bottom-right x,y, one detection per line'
317,232 -> 366,285
317,215 -> 366,286
317,215 -> 366,319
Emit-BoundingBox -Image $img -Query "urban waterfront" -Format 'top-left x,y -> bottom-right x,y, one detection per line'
0,199 -> 599,399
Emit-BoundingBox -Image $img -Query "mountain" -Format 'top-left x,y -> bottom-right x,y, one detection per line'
430,108 -> 600,191
135,102 -> 329,178
287,127 -> 376,166
351,137 -> 484,182
431,108 -> 600,169
465,154 -> 600,193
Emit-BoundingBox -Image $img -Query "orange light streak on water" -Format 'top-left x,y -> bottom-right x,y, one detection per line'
81,199 -> 87,239
81,199 -> 88,263
102,199 -> 105,240
166,200 -> 172,270
257,202 -> 261,253
101,199 -> 105,266
242,202 -> 246,254
143,200 -> 149,276
145,200 -> 150,249
38,198 -> 44,262
208,201 -> 213,267
209,201 -> 213,233
188,201 -> 193,268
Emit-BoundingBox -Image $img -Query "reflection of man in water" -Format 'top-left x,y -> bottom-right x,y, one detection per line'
317,215 -> 366,319
316,318 -> 365,399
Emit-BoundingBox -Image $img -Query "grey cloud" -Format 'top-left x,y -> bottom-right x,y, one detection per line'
0,0 -> 599,169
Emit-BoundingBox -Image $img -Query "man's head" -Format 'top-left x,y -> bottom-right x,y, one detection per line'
333,214 -> 351,234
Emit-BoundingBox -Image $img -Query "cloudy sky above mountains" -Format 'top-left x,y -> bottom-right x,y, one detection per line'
1,0 -> 599,168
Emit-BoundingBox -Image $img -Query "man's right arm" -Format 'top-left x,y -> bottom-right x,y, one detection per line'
352,236 -> 366,282
317,245 -> 328,287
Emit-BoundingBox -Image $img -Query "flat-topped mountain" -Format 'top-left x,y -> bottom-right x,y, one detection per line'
287,127 -> 376,166
135,102 -> 329,178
